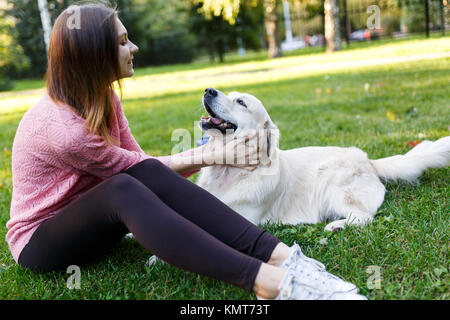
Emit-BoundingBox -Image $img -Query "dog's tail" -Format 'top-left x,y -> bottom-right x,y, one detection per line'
370,136 -> 450,183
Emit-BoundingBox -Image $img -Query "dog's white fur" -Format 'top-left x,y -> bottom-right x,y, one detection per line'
197,89 -> 450,231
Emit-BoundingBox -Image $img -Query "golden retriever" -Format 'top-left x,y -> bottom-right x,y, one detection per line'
196,88 -> 450,231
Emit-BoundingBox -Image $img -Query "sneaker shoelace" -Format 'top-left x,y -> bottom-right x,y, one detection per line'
283,244 -> 357,293
293,246 -> 326,270
281,243 -> 325,270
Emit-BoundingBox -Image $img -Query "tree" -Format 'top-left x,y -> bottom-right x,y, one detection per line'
193,0 -> 282,59
118,0 -> 197,66
3,0 -> 73,77
263,0 -> 282,58
37,0 -> 52,54
324,0 -> 341,52
190,3 -> 234,63
194,0 -> 241,24
1,0 -> 26,89
3,0 -> 197,75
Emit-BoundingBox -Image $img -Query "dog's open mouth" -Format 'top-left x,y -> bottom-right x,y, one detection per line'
200,100 -> 238,134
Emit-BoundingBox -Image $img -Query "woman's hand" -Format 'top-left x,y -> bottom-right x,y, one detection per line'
201,132 -> 260,171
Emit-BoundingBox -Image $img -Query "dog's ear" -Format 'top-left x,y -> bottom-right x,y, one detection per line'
262,120 -> 279,162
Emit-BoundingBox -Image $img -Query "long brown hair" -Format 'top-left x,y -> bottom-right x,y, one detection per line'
45,0 -> 123,145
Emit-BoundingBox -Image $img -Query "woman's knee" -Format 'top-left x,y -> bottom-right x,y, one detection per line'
132,158 -> 168,172
102,174 -> 151,221
105,173 -> 143,201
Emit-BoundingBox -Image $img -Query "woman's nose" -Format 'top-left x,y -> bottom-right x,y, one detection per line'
131,42 -> 139,54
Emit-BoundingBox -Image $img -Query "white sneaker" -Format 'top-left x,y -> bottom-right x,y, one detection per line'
279,243 -> 360,294
276,268 -> 367,300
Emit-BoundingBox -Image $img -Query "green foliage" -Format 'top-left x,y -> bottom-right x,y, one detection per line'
2,0 -> 198,76
1,0 -> 447,79
235,0 -> 264,51
194,0 -> 241,24
116,0 -> 197,66
0,70 -> 13,91
190,0 -> 264,62
0,5 -> 27,90
0,10 -> 24,83
4,0 -> 45,78
190,2 -> 234,62
2,0 -> 73,78
401,0 -> 443,34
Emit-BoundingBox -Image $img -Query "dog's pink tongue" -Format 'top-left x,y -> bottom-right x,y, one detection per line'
210,117 -> 224,125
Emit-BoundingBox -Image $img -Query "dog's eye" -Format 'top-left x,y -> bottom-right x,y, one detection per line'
236,99 -> 247,108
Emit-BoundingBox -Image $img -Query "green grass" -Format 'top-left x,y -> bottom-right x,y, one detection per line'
0,36 -> 449,300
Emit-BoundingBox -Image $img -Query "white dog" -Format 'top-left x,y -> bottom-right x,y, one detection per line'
196,88 -> 450,231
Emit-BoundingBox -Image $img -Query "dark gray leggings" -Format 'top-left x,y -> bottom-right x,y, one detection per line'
18,158 -> 280,292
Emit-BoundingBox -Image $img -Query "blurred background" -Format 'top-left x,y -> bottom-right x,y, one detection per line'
0,0 -> 449,91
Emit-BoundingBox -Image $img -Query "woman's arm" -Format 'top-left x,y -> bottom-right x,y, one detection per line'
164,146 -> 208,174
166,133 -> 260,175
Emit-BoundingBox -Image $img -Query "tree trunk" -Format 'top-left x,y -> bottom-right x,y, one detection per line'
425,0 -> 430,38
324,0 -> 341,53
342,0 -> 350,44
263,0 -> 282,58
217,38 -> 225,63
37,0 -> 52,54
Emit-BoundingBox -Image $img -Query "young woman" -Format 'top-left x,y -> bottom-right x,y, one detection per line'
6,2 -> 366,300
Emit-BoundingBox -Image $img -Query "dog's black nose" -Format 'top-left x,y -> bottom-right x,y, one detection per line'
205,88 -> 218,97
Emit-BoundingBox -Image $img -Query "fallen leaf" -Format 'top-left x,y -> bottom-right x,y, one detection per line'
407,140 -> 422,148
3,148 -> 11,156
386,111 -> 397,122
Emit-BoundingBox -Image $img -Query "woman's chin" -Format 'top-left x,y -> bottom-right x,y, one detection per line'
118,70 -> 134,80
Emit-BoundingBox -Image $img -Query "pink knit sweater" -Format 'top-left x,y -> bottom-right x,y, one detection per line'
6,92 -> 198,263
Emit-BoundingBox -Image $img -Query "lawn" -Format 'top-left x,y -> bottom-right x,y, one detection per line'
0,36 -> 449,300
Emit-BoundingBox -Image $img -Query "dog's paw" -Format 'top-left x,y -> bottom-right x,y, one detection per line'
324,220 -> 347,232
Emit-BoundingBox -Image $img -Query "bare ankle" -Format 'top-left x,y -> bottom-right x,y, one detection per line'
267,242 -> 290,266
253,263 -> 286,299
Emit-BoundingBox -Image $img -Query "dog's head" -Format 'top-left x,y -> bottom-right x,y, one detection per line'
199,88 -> 279,163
